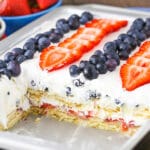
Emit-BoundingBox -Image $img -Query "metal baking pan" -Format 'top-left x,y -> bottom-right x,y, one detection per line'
0,4 -> 150,150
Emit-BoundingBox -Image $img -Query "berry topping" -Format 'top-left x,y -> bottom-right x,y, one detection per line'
96,63 -> 107,74
49,33 -> 61,43
69,65 -> 81,77
0,60 -> 6,69
16,55 -> 26,64
103,42 -> 117,54
105,59 -> 117,72
4,52 -> 16,62
12,48 -> 24,56
24,50 -> 34,59
56,19 -> 70,33
23,41 -> 35,51
7,61 -> 21,77
120,41 -> 150,91
40,18 -> 128,73
83,64 -> 99,80
68,15 -> 80,30
38,37 -> 51,50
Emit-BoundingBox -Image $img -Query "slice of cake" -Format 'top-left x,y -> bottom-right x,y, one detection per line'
0,11 -> 150,136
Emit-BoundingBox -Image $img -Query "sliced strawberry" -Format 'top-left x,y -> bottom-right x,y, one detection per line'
36,0 -> 57,9
0,0 -> 11,16
127,56 -> 150,67
39,46 -> 76,71
120,41 -> 150,91
120,64 -> 150,91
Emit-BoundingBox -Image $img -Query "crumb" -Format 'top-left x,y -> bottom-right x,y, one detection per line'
35,117 -> 41,123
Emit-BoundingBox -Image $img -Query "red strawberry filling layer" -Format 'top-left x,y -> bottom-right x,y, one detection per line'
41,103 -> 136,132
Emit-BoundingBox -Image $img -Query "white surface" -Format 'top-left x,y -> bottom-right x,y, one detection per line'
0,18 -> 6,38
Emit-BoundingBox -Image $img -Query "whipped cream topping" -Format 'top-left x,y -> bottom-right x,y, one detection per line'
0,17 -> 149,128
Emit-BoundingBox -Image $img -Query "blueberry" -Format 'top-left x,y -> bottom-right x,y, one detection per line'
115,99 -> 121,105
103,42 -> 117,53
123,36 -> 137,49
81,11 -> 93,21
56,19 -> 68,28
83,64 -> 98,80
4,52 -> 16,62
68,17 -> 80,30
89,55 -> 100,65
68,14 -> 80,21
23,42 -> 35,51
105,59 -> 117,72
105,52 -> 120,65
0,68 -> 11,79
79,60 -> 89,71
137,31 -> 147,41
144,24 -> 150,37
118,34 -> 129,41
96,63 -> 107,74
146,18 -> 150,27
98,54 -> 107,64
54,28 -> 64,38
69,65 -> 81,77
131,18 -> 145,31
12,48 -> 24,56
49,33 -> 61,43
24,50 -> 34,59
59,24 -> 70,33
127,30 -> 146,42
118,42 -> 130,52
16,55 -> 26,64
79,15 -> 89,24
26,38 -> 36,44
114,39 -> 122,48
7,61 -> 21,77
94,50 -> 103,57
38,37 -> 51,50
35,33 -> 45,42
118,50 -> 129,60
0,59 -> 6,68
56,19 -> 70,33
43,31 -> 52,37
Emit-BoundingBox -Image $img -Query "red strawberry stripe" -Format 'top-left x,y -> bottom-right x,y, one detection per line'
40,46 -> 75,71
120,41 -> 150,91
40,18 -> 128,72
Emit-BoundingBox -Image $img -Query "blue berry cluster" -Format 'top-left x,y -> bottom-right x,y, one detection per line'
0,11 -> 93,79
69,18 -> 150,80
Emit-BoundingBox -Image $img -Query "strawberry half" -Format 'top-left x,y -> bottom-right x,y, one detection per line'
120,41 -> 150,91
36,0 -> 57,9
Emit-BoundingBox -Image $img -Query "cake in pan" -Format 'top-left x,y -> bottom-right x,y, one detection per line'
0,11 -> 150,135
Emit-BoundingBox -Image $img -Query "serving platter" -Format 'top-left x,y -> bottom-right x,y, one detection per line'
0,4 -> 150,150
